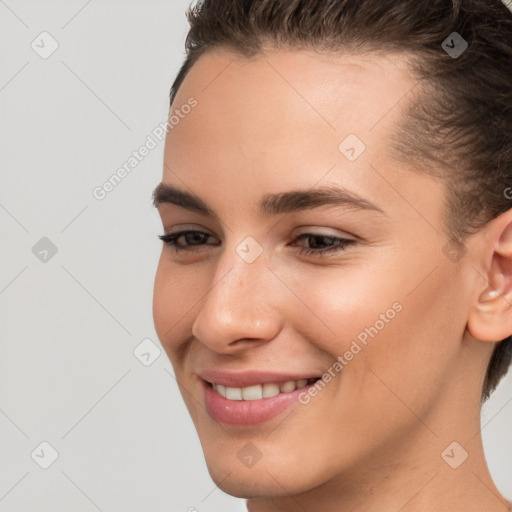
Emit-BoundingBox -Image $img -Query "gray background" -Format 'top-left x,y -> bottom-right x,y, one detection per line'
0,1 -> 511,511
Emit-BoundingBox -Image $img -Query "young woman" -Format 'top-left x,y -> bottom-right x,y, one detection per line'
152,0 -> 512,510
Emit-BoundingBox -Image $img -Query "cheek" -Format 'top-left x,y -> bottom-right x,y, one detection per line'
276,262 -> 405,359
152,259 -> 171,338
283,256 -> 464,387
341,264 -> 468,409
152,258 -> 200,357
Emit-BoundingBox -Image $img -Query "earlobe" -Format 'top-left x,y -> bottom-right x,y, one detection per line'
467,211 -> 512,342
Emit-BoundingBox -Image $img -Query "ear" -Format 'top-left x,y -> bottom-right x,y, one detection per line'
467,208 -> 512,342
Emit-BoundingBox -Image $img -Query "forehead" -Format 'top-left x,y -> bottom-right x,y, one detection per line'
167,48 -> 416,170
163,48 -> 441,226
173,48 -> 414,135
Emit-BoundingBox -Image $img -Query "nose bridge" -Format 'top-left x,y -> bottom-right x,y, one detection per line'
191,239 -> 281,350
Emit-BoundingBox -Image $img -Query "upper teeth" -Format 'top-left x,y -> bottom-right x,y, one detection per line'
212,379 -> 315,400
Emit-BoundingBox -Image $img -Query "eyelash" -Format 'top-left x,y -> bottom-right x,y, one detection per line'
157,230 -> 356,257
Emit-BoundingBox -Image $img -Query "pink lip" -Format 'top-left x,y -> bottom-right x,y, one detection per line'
202,380 -> 313,426
197,369 -> 320,388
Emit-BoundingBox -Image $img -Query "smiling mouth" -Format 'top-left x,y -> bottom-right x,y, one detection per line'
204,377 -> 321,401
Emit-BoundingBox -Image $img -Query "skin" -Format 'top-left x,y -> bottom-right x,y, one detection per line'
152,48 -> 512,511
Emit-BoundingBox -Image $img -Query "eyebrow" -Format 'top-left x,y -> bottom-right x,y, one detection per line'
152,182 -> 385,218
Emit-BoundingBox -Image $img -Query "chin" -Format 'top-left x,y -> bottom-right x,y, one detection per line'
205,460 -> 310,499
200,441 -> 329,500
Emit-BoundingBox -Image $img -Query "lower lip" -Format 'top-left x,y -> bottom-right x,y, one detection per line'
202,380 -> 313,426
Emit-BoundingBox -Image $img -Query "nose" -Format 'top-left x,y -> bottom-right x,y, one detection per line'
191,245 -> 282,354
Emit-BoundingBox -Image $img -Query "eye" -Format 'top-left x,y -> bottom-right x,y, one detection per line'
291,233 -> 356,257
158,230 -> 220,252
158,230 -> 355,257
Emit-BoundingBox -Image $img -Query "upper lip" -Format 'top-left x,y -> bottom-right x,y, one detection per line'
197,369 -> 321,388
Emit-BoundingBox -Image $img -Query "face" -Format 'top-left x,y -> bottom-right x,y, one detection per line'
152,49 -> 489,499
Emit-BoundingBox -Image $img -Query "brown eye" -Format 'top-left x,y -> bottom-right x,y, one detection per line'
158,231 -> 219,251
292,233 -> 356,256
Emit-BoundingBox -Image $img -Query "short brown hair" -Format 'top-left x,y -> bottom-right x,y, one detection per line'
169,0 -> 512,401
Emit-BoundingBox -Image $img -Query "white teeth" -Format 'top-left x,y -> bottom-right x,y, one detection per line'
242,384 -> 263,400
280,380 -> 296,393
212,378 -> 314,401
262,383 -> 280,398
225,386 -> 242,400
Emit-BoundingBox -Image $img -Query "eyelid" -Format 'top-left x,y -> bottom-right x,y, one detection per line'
292,225 -> 357,240
163,224 -> 217,236
162,225 -> 358,242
